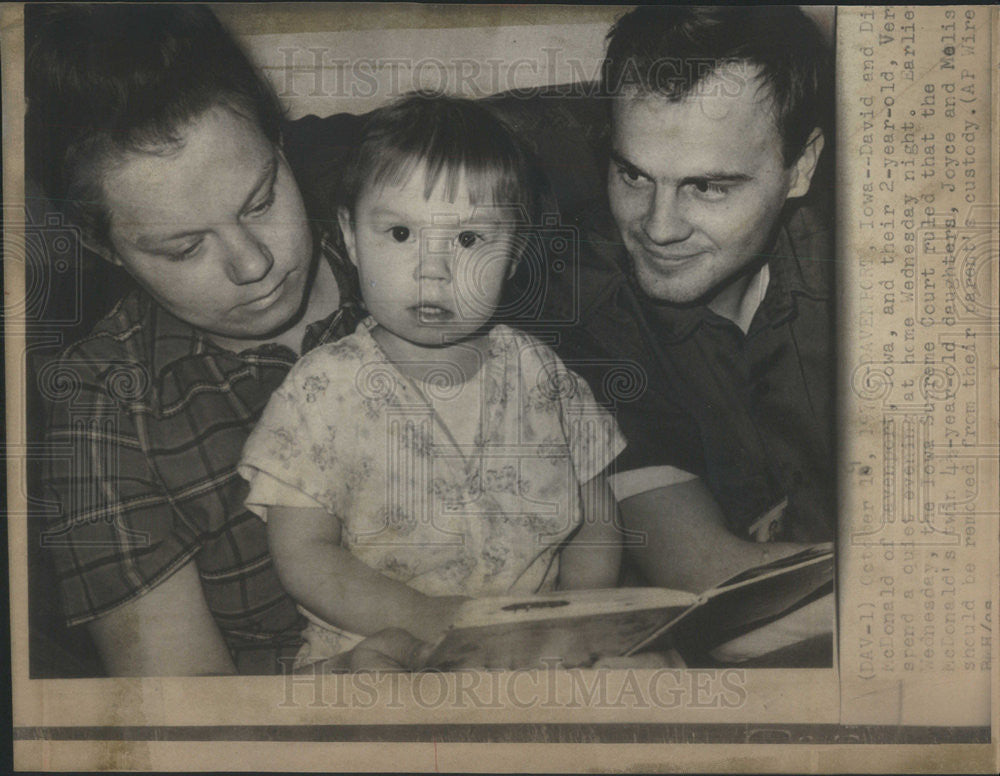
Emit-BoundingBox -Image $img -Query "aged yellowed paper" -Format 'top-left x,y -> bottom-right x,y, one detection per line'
837,6 -> 996,730
3,4 -> 997,772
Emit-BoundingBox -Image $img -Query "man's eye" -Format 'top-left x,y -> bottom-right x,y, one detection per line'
617,164 -> 648,188
691,180 -> 729,199
390,226 -> 411,242
457,231 -> 480,248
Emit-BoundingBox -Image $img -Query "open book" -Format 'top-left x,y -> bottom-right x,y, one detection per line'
419,544 -> 834,670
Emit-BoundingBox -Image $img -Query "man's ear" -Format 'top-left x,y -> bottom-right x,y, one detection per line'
787,128 -> 825,199
337,206 -> 358,267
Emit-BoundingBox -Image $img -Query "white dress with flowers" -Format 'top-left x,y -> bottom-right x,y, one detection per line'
239,317 -> 625,665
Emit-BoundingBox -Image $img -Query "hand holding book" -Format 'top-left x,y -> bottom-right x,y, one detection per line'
420,544 -> 834,670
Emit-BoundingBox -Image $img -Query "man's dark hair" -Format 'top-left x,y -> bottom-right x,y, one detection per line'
339,92 -> 544,230
603,6 -> 831,165
26,4 -> 285,250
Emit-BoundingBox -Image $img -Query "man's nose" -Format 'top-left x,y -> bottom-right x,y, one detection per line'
223,225 -> 274,284
642,187 -> 693,245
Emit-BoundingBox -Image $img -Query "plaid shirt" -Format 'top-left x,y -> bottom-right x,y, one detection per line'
41,235 -> 365,674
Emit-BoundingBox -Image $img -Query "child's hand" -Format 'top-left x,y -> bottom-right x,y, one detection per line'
295,627 -> 437,673
346,628 -> 437,671
415,594 -> 470,642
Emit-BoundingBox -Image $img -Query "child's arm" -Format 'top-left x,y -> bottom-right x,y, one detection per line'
266,505 -> 467,644
557,472 -> 622,590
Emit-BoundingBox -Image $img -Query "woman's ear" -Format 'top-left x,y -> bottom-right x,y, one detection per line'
506,230 -> 530,280
337,206 -> 358,267
787,128 -> 825,199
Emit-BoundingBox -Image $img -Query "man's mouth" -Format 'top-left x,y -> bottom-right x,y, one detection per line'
640,247 -> 706,264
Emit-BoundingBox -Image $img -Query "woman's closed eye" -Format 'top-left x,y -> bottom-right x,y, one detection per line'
165,238 -> 204,262
245,187 -> 276,216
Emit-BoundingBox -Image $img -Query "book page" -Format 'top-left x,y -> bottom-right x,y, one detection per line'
3,4 -> 997,773
623,547 -> 834,658
422,588 -> 697,671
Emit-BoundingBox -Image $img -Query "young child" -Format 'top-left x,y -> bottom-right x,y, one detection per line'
239,94 -> 625,669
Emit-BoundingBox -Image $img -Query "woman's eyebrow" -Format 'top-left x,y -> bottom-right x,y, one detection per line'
135,228 -> 203,251
133,156 -> 280,250
240,155 -> 278,212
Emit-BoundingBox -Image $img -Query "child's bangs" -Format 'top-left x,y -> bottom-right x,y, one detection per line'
363,100 -> 531,224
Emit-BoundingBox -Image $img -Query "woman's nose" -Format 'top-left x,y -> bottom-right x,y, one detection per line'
224,226 -> 274,284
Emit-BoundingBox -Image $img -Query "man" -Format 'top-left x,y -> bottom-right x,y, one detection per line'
549,6 -> 835,595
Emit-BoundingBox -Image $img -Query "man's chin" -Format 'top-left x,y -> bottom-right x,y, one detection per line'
632,271 -> 705,308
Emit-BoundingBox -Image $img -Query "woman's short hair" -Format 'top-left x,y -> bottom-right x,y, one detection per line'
338,93 -> 543,230
26,4 -> 285,251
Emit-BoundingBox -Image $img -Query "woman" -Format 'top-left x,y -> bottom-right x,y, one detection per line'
28,4 -> 419,675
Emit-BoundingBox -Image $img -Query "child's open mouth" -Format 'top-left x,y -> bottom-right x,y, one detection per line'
412,304 -> 454,321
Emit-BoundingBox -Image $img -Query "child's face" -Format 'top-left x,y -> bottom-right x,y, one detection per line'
339,162 -> 519,354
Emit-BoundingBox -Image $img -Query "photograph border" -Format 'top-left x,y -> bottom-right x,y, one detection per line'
4,3 -> 997,772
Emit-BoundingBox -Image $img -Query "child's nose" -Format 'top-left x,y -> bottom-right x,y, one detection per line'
416,237 -> 453,281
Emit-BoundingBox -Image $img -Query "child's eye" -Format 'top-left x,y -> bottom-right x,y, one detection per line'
390,226 -> 411,242
457,231 -> 480,248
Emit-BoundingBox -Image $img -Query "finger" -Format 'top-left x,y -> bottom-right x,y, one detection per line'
355,628 -> 431,669
348,646 -> 408,672
291,650 -> 354,674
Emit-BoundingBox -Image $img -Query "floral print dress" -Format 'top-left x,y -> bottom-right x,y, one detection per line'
239,317 -> 625,662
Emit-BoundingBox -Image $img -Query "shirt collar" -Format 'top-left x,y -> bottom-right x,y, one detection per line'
147,295 -> 212,381
148,231 -> 364,379
635,203 -> 832,344
750,203 -> 833,332
732,262 -> 770,335
299,232 -> 366,353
